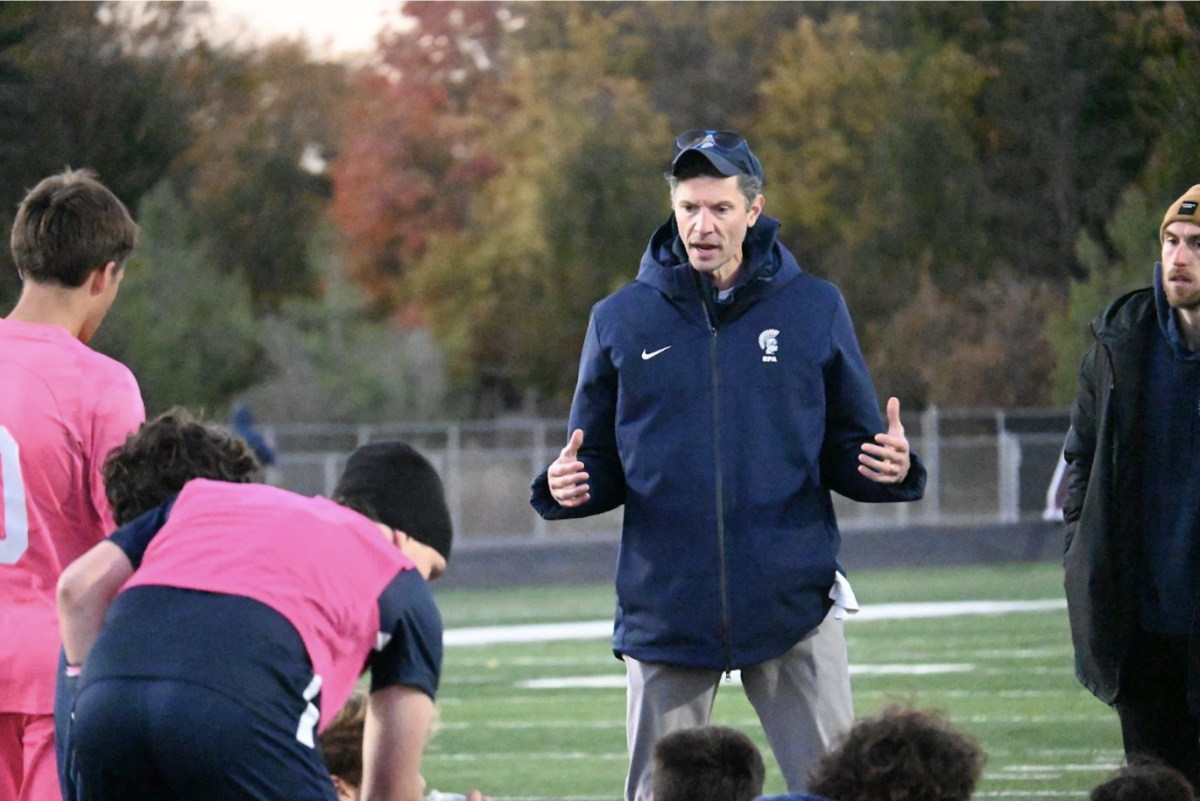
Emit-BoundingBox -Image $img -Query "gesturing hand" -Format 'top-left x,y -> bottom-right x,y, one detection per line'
858,397 -> 911,484
548,429 -> 590,507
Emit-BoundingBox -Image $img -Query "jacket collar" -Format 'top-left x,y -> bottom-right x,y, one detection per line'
1091,265 -> 1200,360
635,213 -> 800,303
1153,262 -> 1200,360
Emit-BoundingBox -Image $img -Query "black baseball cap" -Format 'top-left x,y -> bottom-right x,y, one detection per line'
671,129 -> 765,183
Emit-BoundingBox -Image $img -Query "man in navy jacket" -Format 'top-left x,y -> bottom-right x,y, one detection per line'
530,130 -> 926,801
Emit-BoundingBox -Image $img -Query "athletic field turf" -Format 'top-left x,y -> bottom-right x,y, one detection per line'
419,561 -> 1118,801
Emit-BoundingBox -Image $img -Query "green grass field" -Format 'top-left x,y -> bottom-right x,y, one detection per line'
420,562 -> 1120,801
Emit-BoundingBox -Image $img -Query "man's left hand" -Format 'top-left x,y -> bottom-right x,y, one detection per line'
858,397 -> 910,484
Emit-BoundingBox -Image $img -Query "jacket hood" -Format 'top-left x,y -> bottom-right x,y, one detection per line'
1088,264 -> 1200,360
1089,282 -> 1153,344
1153,261 -> 1200,359
635,213 -> 797,299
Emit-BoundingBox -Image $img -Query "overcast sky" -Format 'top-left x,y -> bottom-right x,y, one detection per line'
206,1 -> 409,58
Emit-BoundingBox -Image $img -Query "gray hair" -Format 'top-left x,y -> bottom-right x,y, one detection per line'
666,170 -> 763,211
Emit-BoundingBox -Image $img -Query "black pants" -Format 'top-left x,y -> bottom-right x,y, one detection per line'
1115,631 -> 1200,791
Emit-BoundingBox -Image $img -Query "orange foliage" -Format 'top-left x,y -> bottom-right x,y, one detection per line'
328,2 -> 508,312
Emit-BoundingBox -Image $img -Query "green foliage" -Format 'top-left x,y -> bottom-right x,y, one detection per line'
750,13 -> 1006,401
176,40 -> 347,312
750,10 -> 989,306
91,182 -> 260,416
8,1 -> 1196,417
406,7 -> 672,413
0,1 -> 197,310
235,224 -> 448,423
530,2 -> 810,132
1135,3 -> 1200,201
963,3 -> 1158,283
1046,187 -> 1158,405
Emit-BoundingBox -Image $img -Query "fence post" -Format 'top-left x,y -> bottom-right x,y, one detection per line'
920,405 -> 940,523
997,411 -> 1022,523
263,425 -> 281,487
323,452 -> 340,499
446,424 -> 463,545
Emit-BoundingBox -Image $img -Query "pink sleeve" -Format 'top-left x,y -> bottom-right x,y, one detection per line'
88,367 -> 145,533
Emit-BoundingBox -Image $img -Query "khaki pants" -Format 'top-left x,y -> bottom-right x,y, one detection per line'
623,608 -> 853,801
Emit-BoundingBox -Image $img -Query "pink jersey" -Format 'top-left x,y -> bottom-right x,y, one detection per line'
123,479 -> 415,728
0,318 -> 144,714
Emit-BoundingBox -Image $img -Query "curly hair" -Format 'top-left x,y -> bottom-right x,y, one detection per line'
319,693 -> 367,790
808,707 -> 985,801
103,407 -> 261,526
652,725 -> 765,801
1089,758 -> 1192,801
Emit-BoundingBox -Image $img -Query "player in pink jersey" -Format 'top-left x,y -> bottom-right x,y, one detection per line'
0,169 -> 143,801
56,412 -> 486,801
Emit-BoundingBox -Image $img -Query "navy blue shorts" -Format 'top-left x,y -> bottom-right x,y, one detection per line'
70,677 -> 337,801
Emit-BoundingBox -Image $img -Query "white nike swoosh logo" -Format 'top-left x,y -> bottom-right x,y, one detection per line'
641,346 -> 671,360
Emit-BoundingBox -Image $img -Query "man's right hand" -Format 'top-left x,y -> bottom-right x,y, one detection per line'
548,429 -> 589,507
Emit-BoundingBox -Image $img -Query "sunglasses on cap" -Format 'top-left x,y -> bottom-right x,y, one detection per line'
671,129 -> 764,183
674,129 -> 745,153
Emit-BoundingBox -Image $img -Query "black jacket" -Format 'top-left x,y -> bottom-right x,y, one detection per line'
1062,279 -> 1196,705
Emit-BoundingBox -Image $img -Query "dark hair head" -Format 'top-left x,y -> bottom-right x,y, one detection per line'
808,707 -> 985,801
10,168 -> 139,287
103,407 -> 261,526
332,441 -> 453,562
319,693 -> 367,789
1089,758 -> 1193,801
651,725 -> 766,801
666,155 -> 764,211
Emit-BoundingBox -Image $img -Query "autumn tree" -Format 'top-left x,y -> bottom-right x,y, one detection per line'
1040,4 -> 1200,405
1133,3 -> 1200,202
91,182 -> 261,415
236,224 -> 449,423
750,12 -> 988,336
874,2 -> 1164,282
520,2 -> 810,134
405,6 -> 672,414
1044,187 -> 1159,406
0,1 -> 196,308
174,39 -> 349,311
869,271 -> 1059,409
329,1 -> 509,311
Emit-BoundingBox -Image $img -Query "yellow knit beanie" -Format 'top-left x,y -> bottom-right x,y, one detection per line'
1161,184 -> 1200,240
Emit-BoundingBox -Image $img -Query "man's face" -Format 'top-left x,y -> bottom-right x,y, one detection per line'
1162,221 -> 1200,311
672,175 -> 763,280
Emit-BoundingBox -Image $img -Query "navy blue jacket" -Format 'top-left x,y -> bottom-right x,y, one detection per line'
531,214 -> 926,671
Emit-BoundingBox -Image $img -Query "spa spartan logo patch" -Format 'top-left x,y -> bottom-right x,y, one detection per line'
758,329 -> 780,363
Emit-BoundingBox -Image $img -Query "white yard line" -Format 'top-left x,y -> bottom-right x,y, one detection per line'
445,599 -> 1067,647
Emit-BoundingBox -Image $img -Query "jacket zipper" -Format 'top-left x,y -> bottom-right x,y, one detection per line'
707,315 -> 732,677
